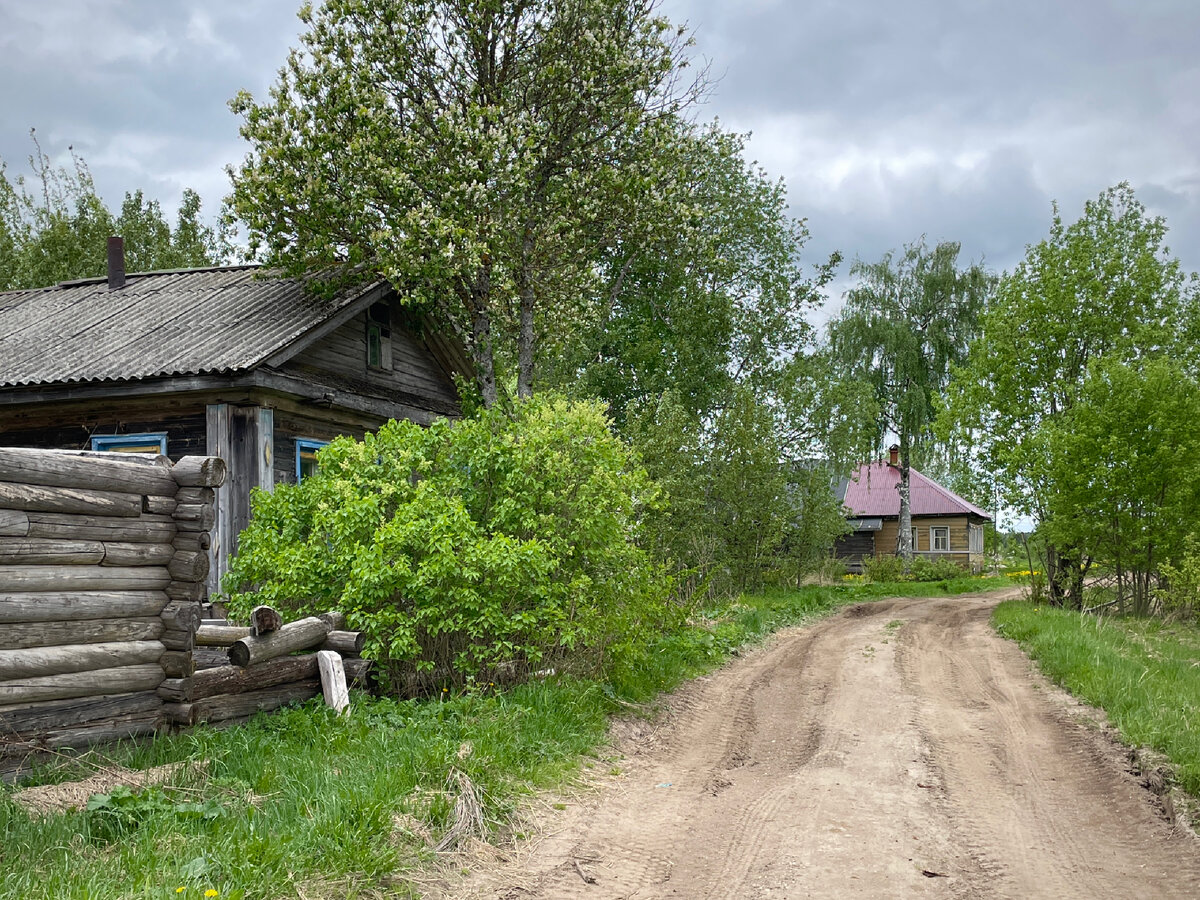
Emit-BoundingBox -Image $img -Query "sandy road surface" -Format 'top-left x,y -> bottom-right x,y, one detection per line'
442,592 -> 1200,899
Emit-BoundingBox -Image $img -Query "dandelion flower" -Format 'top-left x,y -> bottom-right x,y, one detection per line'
205,891 -> 219,898
176,890 -> 186,896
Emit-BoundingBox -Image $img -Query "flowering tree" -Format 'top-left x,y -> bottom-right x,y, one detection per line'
228,0 -> 700,406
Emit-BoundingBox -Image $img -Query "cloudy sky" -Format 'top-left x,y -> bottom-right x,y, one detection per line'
2,0 -> 1197,308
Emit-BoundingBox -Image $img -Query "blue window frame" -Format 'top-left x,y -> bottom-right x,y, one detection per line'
296,438 -> 330,482
91,432 -> 167,454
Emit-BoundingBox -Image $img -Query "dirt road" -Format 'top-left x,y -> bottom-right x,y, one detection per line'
444,592 -> 1200,899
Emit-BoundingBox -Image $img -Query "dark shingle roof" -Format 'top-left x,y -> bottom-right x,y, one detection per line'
0,266 -> 380,388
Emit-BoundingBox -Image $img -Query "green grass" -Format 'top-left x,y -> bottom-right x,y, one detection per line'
993,600 -> 1200,795
0,577 -> 1006,900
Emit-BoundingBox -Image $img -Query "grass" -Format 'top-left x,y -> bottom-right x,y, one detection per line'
0,576 -> 1006,900
993,600 -> 1200,796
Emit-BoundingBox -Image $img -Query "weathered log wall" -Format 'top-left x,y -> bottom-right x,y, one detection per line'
0,449 -> 223,781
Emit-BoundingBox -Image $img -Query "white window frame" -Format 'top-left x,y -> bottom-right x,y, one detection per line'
931,526 -> 950,552
91,432 -> 167,454
911,526 -> 919,551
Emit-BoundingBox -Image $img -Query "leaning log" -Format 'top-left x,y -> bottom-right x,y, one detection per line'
227,617 -> 330,668
0,591 -> 167,624
0,664 -> 165,704
196,624 -> 252,646
0,690 -> 160,734
250,606 -> 283,636
0,538 -> 105,566
0,566 -> 169,593
0,448 -> 177,496
0,510 -> 29,537
171,457 -> 227,488
0,640 -> 166,681
25,512 -> 175,543
318,611 -> 347,630
317,650 -> 350,714
320,631 -> 365,657
163,679 -> 321,727
168,550 -> 209,583
0,482 -> 142,517
101,542 -> 174,567
0,618 -> 164,652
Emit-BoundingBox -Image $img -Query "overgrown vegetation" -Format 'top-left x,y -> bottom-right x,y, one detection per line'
0,579 -> 997,900
224,397 -> 671,693
993,599 -> 1200,795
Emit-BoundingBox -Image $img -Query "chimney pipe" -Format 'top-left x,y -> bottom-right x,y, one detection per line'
888,444 -> 900,467
106,236 -> 125,290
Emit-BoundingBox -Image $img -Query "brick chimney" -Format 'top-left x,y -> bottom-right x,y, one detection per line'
107,236 -> 125,290
888,444 -> 900,467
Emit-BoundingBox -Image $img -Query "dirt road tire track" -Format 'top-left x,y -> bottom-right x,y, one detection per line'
441,592 -> 1200,899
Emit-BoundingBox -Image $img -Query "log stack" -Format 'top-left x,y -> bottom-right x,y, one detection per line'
0,449 -> 223,781
160,607 -> 371,726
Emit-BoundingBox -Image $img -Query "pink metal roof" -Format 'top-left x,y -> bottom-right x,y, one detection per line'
842,461 -> 991,520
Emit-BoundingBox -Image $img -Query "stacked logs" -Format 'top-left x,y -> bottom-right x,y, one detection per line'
159,607 -> 371,726
0,449 -> 225,780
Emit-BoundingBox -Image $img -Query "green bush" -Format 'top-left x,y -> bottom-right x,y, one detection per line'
908,556 -> 968,582
863,554 -> 967,584
862,555 -> 909,583
223,397 -> 672,692
1158,534 -> 1200,619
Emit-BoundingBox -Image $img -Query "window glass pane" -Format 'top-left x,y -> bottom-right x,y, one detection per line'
92,433 -> 167,454
296,439 -> 329,482
367,325 -> 382,368
932,527 -> 949,551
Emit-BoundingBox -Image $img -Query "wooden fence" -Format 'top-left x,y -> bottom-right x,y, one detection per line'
0,448 -> 223,781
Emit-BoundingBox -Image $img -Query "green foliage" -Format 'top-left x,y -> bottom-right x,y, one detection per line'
626,388 -> 847,599
84,785 -> 225,844
223,397 -> 670,689
993,600 -> 1200,794
1159,536 -> 1200,620
862,555 -> 908,583
0,133 -> 229,290
863,554 -> 968,583
947,183 -> 1199,607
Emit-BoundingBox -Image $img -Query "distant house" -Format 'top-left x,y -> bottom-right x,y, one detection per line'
0,246 -> 470,593
834,446 -> 990,574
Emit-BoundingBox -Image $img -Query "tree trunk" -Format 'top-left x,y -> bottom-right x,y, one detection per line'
517,231 -> 536,399
897,439 -> 913,569
464,262 -> 499,408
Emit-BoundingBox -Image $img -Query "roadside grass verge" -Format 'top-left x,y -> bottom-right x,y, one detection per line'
1,577 -> 1004,900
993,600 -> 1200,796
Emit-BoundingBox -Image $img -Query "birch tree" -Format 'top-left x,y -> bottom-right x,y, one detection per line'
828,240 -> 992,565
228,0 -> 700,407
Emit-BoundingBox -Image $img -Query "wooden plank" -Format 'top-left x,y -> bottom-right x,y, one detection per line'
0,566 -> 169,593
171,456 -> 227,488
166,679 -> 321,726
25,512 -> 175,543
0,664 -> 165,704
0,510 -> 29,537
0,447 -> 177,496
0,538 -> 105,565
317,651 -> 349,714
0,482 -> 143,517
0,640 -> 165,681
0,618 -> 164,651
0,691 -> 160,734
0,591 -> 166,624
101,542 -> 175,567
227,617 -> 330,667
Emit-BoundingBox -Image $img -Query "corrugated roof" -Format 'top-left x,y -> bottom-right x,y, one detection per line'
0,266 -> 383,387
842,461 -> 991,520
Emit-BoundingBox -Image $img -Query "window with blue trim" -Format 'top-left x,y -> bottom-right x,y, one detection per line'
91,432 -> 167,454
296,439 -> 329,482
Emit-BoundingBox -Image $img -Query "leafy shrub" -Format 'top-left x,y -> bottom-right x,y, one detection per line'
862,555 -> 909,583
1158,534 -> 1200,619
908,556 -> 967,582
223,397 -> 672,692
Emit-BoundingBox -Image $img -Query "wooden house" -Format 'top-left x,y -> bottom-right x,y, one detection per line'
834,446 -> 990,573
0,250 -> 469,594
